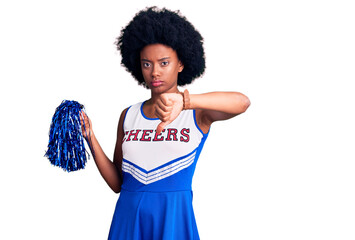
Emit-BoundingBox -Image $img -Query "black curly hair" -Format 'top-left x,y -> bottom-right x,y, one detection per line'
116,7 -> 205,87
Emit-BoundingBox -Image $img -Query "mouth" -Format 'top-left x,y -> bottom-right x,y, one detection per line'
151,80 -> 163,87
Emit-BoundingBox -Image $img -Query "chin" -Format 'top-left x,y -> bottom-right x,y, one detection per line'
151,88 -> 166,94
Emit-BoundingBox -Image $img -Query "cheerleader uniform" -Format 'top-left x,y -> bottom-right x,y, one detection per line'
108,101 -> 209,240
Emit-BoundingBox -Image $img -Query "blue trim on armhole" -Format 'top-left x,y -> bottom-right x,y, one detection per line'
123,105 -> 132,130
193,109 -> 210,136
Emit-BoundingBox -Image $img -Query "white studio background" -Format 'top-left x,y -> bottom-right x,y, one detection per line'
1,0 -> 354,239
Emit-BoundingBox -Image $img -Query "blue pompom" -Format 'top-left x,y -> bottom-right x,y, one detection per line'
45,100 -> 90,172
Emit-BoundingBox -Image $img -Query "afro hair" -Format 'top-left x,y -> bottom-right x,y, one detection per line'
116,7 -> 206,87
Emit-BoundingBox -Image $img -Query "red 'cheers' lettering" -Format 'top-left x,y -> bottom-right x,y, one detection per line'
123,128 -> 190,143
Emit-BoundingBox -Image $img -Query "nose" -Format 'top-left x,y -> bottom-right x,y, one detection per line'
151,64 -> 160,78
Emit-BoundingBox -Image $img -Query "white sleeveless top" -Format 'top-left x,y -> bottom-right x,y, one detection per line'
121,101 -> 208,187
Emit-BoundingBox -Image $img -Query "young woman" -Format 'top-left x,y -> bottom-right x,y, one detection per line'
81,7 -> 250,240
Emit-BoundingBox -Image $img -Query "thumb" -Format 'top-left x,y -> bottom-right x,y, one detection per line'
156,121 -> 169,135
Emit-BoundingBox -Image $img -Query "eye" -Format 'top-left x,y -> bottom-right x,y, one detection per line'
142,62 -> 151,68
161,61 -> 169,66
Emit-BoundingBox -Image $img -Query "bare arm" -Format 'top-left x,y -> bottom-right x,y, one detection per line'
81,110 -> 127,193
155,91 -> 250,134
190,92 -> 250,133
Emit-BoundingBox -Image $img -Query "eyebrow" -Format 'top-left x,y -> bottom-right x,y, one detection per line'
141,57 -> 171,62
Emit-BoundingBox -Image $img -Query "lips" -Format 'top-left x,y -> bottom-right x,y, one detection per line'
151,81 -> 163,87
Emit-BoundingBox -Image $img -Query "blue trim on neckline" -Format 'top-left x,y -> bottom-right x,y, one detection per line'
141,101 -> 159,120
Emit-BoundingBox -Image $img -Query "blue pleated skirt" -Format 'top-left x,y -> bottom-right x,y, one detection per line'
108,190 -> 200,240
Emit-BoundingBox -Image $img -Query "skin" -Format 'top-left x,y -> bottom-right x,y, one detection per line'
81,43 -> 250,193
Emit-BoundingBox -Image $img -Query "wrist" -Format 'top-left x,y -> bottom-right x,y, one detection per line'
181,89 -> 191,110
84,130 -> 95,142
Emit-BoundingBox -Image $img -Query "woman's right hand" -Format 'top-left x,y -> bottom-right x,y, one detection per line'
80,111 -> 93,139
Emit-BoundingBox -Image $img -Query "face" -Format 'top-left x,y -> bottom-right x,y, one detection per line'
140,44 -> 184,94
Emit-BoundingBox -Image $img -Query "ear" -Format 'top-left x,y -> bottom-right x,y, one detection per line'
178,61 -> 184,73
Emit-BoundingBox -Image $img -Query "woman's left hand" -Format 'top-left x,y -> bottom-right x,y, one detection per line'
155,93 -> 183,134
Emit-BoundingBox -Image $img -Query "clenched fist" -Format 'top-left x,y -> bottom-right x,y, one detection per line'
155,92 -> 184,134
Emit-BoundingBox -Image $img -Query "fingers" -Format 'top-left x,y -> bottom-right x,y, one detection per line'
79,111 -> 88,123
155,98 -> 172,122
155,107 -> 170,122
156,97 -> 172,112
154,93 -> 184,134
79,111 -> 91,138
155,97 -> 173,134
159,93 -> 172,106
80,111 -> 88,127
